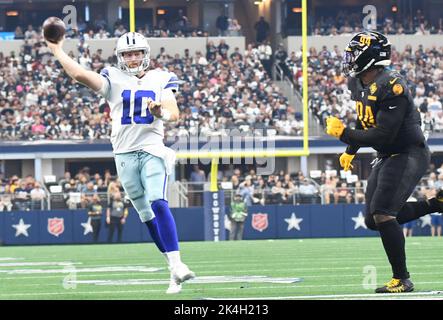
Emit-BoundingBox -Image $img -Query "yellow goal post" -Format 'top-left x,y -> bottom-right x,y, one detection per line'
129,0 -> 310,192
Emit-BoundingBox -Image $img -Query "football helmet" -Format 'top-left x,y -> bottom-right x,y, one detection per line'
342,30 -> 391,77
116,32 -> 150,76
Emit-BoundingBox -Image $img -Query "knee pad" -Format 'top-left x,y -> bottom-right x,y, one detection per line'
365,215 -> 378,231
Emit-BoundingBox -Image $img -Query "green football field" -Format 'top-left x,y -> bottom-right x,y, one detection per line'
1,237 -> 443,300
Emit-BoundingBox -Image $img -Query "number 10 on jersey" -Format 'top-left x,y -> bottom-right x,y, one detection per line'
121,90 -> 156,125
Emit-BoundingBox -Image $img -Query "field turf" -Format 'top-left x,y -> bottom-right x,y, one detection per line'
1,237 -> 443,300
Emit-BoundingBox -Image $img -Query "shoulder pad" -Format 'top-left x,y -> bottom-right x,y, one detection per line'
376,70 -> 408,101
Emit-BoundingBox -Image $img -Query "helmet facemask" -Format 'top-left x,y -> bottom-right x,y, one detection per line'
117,48 -> 150,76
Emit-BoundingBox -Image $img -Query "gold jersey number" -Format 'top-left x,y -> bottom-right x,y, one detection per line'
356,101 -> 375,129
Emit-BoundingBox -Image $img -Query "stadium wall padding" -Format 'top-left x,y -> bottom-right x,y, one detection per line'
0,204 -> 432,245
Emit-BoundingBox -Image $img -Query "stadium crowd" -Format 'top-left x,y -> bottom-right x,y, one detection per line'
310,9 -> 443,36
0,168 -> 125,212
11,9 -> 442,40
12,12 -> 243,40
0,31 -> 302,141
3,160 -> 443,212
279,43 -> 443,131
221,161 -> 443,207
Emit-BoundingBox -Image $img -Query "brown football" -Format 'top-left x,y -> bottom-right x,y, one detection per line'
43,17 -> 66,44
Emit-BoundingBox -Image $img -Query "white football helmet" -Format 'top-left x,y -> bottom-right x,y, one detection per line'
116,32 -> 150,76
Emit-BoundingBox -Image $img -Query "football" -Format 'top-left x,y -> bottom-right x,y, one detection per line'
42,17 -> 66,44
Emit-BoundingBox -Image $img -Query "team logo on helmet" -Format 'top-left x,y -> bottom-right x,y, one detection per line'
252,213 -> 268,232
48,217 -> 65,237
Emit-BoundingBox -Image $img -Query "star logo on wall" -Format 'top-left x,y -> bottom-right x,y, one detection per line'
285,213 -> 303,231
12,218 -> 31,237
81,218 -> 93,235
420,215 -> 432,228
352,211 -> 367,230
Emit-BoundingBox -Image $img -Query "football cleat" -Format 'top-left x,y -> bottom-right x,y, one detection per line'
166,272 -> 182,294
171,263 -> 195,285
375,278 -> 414,293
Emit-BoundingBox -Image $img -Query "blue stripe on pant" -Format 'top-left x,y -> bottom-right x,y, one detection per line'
114,150 -> 168,222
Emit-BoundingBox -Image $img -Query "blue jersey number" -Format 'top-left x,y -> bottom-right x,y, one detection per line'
121,90 -> 156,125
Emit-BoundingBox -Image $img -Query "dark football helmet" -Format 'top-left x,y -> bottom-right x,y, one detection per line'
342,30 -> 391,77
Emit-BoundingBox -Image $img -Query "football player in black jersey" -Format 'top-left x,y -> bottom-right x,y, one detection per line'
326,31 -> 443,293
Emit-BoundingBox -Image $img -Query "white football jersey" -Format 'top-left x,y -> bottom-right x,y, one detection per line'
99,66 -> 179,154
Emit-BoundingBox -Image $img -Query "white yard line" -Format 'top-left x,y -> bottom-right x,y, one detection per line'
1,285 -> 443,299
204,291 -> 443,300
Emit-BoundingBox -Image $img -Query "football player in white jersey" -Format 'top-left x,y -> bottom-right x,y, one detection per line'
46,32 -> 194,294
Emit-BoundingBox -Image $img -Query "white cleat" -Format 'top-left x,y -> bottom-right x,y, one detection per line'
171,263 -> 195,285
166,273 -> 182,294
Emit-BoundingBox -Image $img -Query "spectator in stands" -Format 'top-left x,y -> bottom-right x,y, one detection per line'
216,14 -> 229,36
81,181 -> 96,208
271,181 -> 287,204
354,181 -> 365,204
254,17 -> 270,43
174,9 -> 189,33
190,165 -> 206,206
258,40 -> 273,77
14,26 -> 24,39
298,179 -> 318,204
114,24 -> 127,37
88,194 -> 103,243
30,182 -> 46,210
284,180 -> 297,204
320,176 -> 336,204
275,44 -> 291,81
238,178 -> 254,206
106,191 -> 128,243
334,182 -> 352,204
94,28 -> 110,39
45,120 -> 61,139
206,40 -> 218,61
218,39 -> 230,59
13,180 -> 30,211
0,185 -> 13,212
228,19 -> 242,36
24,25 -> 37,40
229,194 -> 248,240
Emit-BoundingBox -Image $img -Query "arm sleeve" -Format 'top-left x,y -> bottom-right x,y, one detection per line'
340,96 -> 408,146
163,72 -> 179,93
345,120 -> 363,155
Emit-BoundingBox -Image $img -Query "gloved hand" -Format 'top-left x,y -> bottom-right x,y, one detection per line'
339,152 -> 355,171
326,117 -> 345,138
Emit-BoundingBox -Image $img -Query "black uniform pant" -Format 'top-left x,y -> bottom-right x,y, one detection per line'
108,216 -> 124,243
91,219 -> 101,243
364,143 -> 430,227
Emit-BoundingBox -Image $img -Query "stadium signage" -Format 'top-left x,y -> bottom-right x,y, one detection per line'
203,191 -> 226,241
48,217 -> 65,237
252,213 -> 268,232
